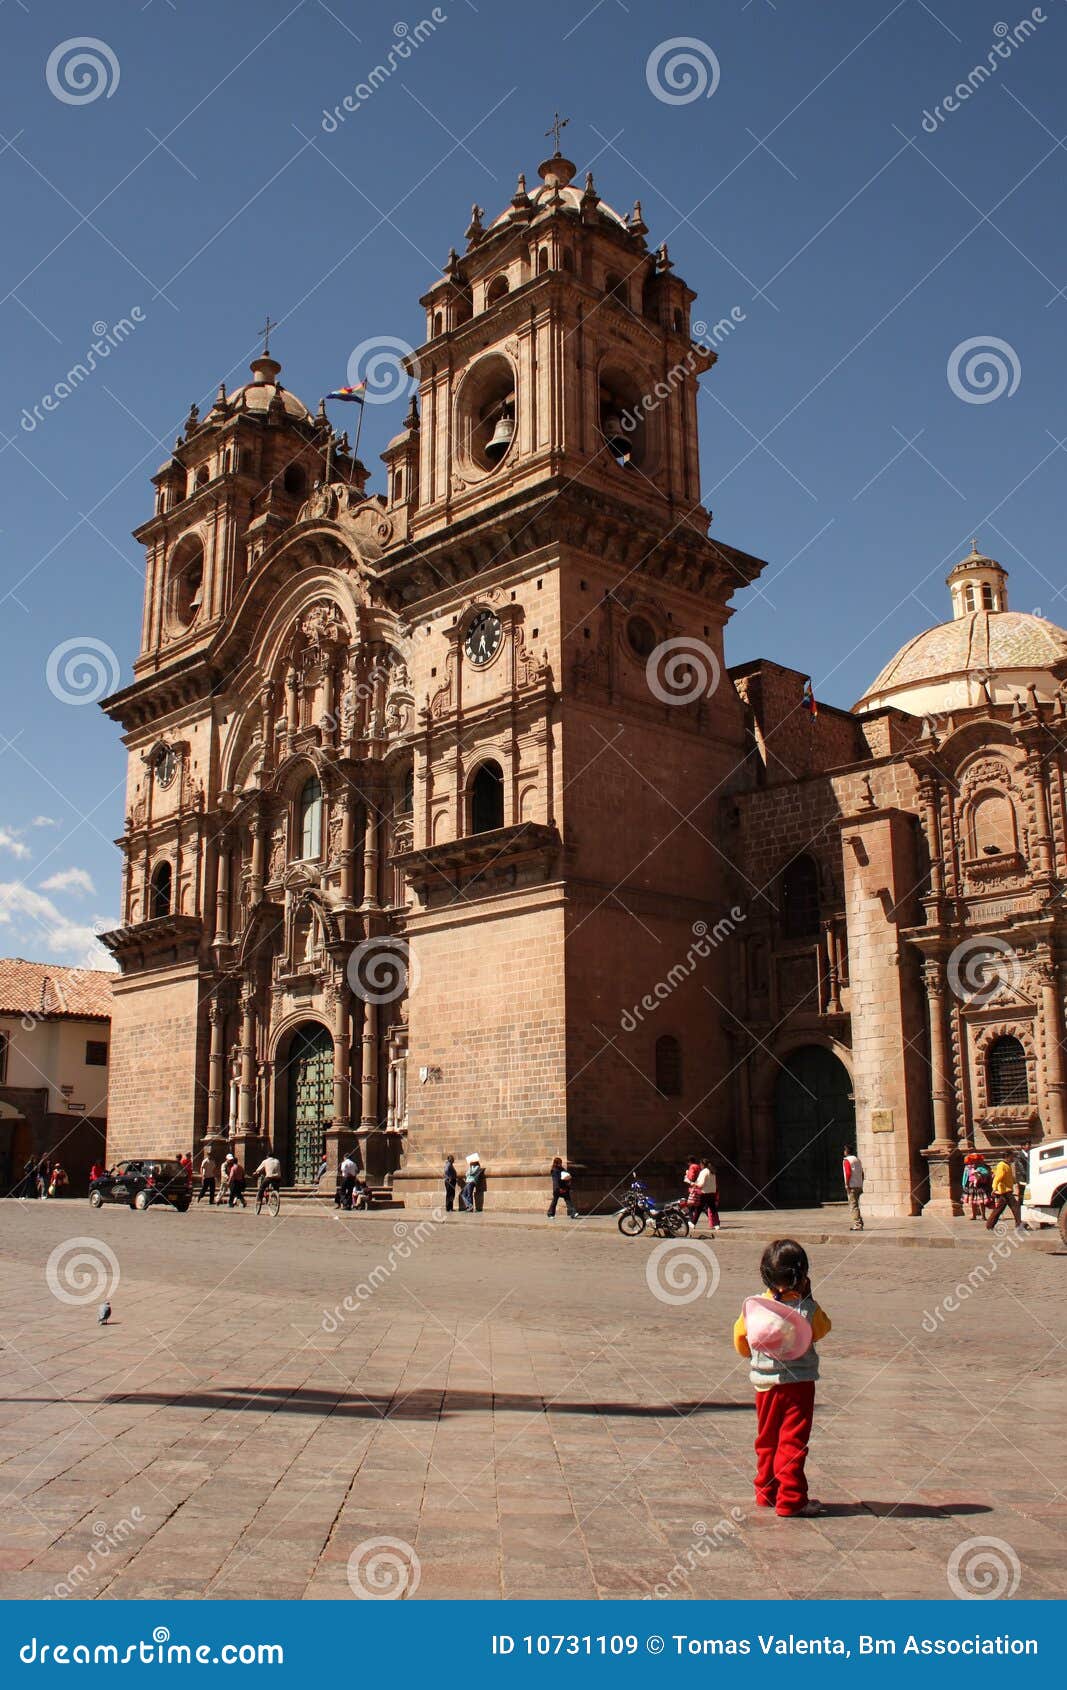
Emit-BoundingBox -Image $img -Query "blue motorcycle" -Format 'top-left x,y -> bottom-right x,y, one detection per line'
615,1178 -> 690,1238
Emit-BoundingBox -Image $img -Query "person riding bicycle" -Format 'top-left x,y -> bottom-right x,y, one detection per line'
253,1153 -> 282,1210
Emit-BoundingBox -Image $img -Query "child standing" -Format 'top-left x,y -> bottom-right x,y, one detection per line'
733,1239 -> 831,1518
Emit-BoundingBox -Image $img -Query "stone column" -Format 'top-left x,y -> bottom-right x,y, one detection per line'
249,817 -> 266,906
237,988 -> 257,1132
340,797 -> 357,903
920,956 -> 962,1217
1038,957 -> 1067,1137
1027,752 -> 1054,876
361,998 -> 379,1129
206,996 -> 225,1137
213,831 -> 231,945
285,664 -> 299,744
332,984 -> 351,1129
362,798 -> 380,909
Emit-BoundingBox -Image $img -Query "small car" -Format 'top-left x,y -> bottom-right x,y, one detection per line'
88,1159 -> 191,1213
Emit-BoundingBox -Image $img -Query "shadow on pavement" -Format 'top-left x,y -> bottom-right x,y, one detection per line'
7,1386 -> 751,1419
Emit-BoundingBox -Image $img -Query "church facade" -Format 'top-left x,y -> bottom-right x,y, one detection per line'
101,145 -> 1067,1217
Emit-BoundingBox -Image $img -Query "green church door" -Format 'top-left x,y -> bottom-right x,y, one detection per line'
284,1024 -> 334,1185
773,1046 -> 854,1206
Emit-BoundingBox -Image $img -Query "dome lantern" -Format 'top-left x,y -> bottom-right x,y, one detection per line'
946,538 -> 1009,619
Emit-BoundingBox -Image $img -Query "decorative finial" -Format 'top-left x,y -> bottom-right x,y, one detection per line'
258,315 -> 277,356
545,111 -> 569,155
518,171 -> 526,193
404,393 -> 420,432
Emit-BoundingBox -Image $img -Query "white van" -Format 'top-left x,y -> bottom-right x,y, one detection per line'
1022,1139 -> 1067,1243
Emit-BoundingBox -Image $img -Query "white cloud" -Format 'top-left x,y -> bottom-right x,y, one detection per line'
0,828 -> 31,861
0,883 -> 117,970
39,868 -> 95,897
31,816 -> 59,828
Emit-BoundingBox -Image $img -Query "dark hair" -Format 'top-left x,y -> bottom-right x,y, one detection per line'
760,1238 -> 809,1294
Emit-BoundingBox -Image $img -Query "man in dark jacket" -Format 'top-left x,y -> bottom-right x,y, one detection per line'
547,1157 -> 578,1219
443,1155 -> 458,1212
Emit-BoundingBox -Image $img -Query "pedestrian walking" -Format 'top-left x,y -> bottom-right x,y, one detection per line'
197,1150 -> 218,1205
842,1146 -> 864,1232
962,1153 -> 990,1221
47,1162 -> 69,1200
694,1158 -> 720,1232
227,1157 -> 247,1209
547,1156 -> 578,1219
443,1154 -> 458,1213
986,1156 -> 1022,1231
312,1154 -> 328,1188
460,1154 -> 484,1212
338,1153 -> 358,1211
35,1156 -> 49,1199
733,1238 -> 832,1518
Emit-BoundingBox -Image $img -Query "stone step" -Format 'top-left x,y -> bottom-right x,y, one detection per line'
279,1184 -> 404,1209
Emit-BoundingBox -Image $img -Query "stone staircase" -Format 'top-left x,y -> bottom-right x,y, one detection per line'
279,1183 -> 404,1210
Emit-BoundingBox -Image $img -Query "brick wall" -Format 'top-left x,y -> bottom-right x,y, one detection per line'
106,964 -> 203,1161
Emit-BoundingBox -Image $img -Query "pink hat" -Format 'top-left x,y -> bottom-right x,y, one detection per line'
743,1296 -> 813,1361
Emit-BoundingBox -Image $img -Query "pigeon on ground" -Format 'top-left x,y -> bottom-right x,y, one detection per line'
98,1302 -> 111,1326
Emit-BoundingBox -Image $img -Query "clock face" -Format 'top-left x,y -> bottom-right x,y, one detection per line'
155,745 -> 179,788
464,609 -> 502,667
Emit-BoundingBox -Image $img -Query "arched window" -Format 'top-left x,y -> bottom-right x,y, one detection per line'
965,585 -> 976,611
149,861 -> 172,919
537,246 -> 549,275
606,272 -> 628,308
283,464 -> 307,498
393,470 -> 404,503
987,1036 -> 1029,1106
298,776 -> 323,860
655,1034 -> 683,1097
168,535 -> 205,629
432,311 -> 443,337
982,583 -> 994,609
470,761 -> 504,834
781,854 -> 820,939
486,273 -> 510,306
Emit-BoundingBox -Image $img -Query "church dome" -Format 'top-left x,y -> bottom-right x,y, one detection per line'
227,353 -> 313,423
488,152 -> 628,232
855,544 -> 1067,716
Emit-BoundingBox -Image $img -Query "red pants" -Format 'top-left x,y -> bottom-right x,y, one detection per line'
753,1381 -> 816,1515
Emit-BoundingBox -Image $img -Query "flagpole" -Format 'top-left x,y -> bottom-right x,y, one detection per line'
349,397 -> 366,489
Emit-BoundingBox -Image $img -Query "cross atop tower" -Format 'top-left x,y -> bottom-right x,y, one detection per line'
258,315 -> 277,356
545,111 -> 569,154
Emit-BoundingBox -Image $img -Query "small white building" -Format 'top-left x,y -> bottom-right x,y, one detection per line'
0,958 -> 113,1193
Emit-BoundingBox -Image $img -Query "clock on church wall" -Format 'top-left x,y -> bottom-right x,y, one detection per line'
464,608 -> 503,667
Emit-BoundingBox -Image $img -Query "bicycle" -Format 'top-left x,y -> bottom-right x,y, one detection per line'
255,1178 -> 281,1218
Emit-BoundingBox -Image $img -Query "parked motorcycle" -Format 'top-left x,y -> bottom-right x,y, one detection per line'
615,1178 -> 691,1238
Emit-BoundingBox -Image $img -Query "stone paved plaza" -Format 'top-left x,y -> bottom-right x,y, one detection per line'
0,1200 -> 1064,1602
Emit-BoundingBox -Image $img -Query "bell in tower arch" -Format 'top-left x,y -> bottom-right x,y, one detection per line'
484,398 -> 516,464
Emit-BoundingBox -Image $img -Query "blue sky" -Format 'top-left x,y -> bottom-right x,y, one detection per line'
1,0 -> 1065,966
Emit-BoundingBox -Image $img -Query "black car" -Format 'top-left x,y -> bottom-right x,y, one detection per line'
88,1159 -> 191,1213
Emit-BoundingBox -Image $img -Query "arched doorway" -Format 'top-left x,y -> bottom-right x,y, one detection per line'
278,1023 -> 334,1185
773,1046 -> 854,1206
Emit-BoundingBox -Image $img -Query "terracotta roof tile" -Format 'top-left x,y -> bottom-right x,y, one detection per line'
0,957 -> 114,1020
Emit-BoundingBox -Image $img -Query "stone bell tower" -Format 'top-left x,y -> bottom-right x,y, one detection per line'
381,137 -> 769,1207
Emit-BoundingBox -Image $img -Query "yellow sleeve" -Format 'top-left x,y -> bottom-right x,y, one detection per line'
733,1311 -> 751,1358
811,1304 -> 832,1343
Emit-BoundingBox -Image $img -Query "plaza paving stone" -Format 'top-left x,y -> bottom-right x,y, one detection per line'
0,1197 -> 1063,1602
